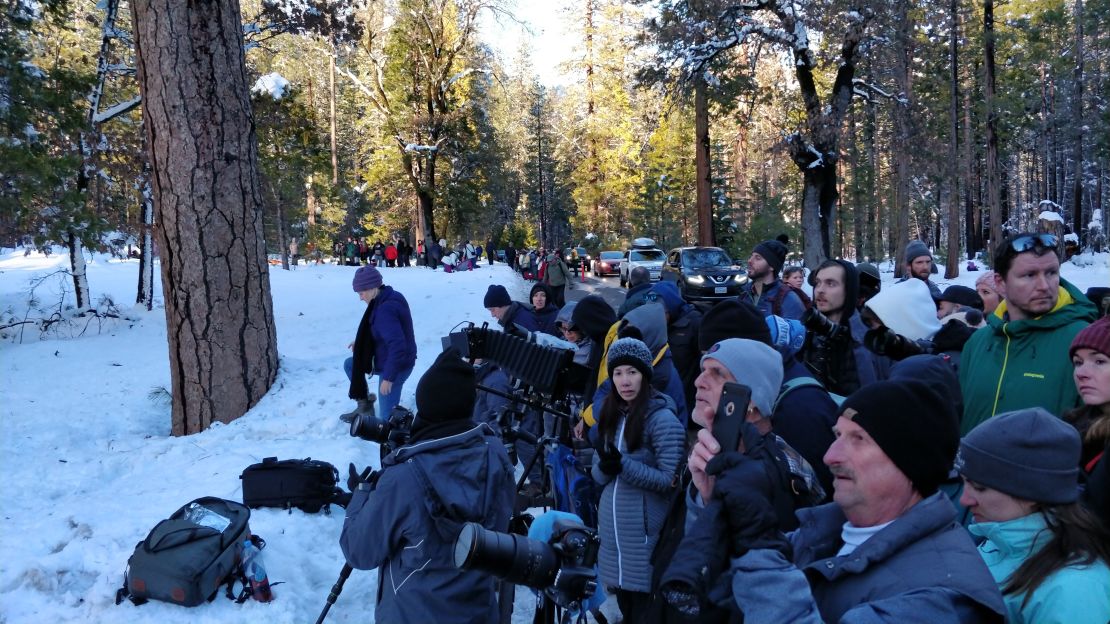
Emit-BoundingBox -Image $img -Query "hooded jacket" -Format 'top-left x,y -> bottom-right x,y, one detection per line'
969,513 -> 1110,624
340,423 -> 515,624
864,278 -> 941,341
729,493 -> 1005,623
349,285 -> 417,400
529,283 -> 561,337
592,392 -> 685,593
498,301 -> 541,335
959,278 -> 1096,435
618,281 -> 654,318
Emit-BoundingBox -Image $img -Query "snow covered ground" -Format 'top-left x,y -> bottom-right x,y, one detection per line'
0,246 -> 1106,623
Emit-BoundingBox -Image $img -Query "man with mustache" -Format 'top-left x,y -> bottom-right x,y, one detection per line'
959,232 -> 1097,435
710,381 -> 1005,622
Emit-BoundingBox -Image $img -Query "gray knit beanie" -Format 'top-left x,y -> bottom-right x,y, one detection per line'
904,240 -> 932,265
607,337 -> 654,382
956,407 -> 1081,505
700,338 -> 783,418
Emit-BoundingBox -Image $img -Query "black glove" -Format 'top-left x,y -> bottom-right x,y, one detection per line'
706,452 -> 790,558
596,441 -> 623,476
347,462 -> 378,492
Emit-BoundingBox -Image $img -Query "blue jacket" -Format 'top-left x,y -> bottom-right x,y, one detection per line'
499,301 -> 541,334
349,286 -> 417,399
531,303 -> 561,337
618,281 -> 653,318
340,422 -> 515,624
741,278 -> 806,320
729,492 -> 1005,623
771,358 -> 838,498
969,513 -> 1110,624
592,392 -> 685,593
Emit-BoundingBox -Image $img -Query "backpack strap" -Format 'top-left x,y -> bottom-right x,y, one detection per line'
772,376 -> 827,414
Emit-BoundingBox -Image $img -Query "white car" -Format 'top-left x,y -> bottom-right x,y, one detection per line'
620,238 -> 666,287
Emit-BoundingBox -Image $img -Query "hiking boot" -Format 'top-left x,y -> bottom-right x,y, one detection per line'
340,398 -> 375,424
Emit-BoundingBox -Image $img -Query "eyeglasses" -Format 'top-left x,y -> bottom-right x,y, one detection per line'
1008,233 -> 1058,253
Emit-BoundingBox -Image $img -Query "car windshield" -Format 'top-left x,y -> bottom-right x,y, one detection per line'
600,251 -> 622,260
630,249 -> 665,262
684,249 -> 732,268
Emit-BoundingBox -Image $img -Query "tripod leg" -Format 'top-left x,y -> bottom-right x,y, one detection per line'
498,580 -> 516,624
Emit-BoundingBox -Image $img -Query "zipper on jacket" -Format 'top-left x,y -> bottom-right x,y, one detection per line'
990,325 -> 1012,417
613,418 -> 626,587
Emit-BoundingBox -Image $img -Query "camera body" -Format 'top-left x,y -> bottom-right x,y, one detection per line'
802,307 -> 850,343
454,517 -> 599,610
350,405 -> 415,457
864,327 -> 935,360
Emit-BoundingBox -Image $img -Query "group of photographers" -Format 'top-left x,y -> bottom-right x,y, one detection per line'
336,231 -> 1110,623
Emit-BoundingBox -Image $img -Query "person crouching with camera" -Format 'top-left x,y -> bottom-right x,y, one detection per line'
591,337 -> 685,622
340,348 -> 515,624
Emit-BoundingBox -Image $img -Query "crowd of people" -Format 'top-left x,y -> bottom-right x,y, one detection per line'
336,231 -> 1110,624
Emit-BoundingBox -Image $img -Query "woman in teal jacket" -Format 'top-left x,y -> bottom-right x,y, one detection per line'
957,407 -> 1110,623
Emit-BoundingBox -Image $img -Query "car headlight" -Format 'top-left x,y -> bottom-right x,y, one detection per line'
686,275 -> 705,285
733,274 -> 748,283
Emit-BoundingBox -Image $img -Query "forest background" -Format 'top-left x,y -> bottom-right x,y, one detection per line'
4,0 -> 1109,279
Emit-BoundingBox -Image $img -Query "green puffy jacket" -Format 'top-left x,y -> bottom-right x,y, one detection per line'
959,278 -> 1096,435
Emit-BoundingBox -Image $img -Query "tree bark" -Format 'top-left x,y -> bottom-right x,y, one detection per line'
136,159 -> 155,310
1071,0 -> 1085,234
984,0 -> 1003,251
694,77 -> 714,246
945,0 -> 961,279
132,0 -> 279,436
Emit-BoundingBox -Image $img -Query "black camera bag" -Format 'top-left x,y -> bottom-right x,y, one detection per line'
240,457 -> 342,513
116,497 -> 250,607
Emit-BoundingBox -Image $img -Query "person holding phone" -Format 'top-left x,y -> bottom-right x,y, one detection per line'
591,337 -> 685,622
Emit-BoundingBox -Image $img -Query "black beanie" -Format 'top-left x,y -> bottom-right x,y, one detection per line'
838,380 -> 959,496
698,300 -> 772,351
753,239 -> 788,275
484,284 -> 511,308
415,348 -> 476,424
572,295 -> 617,343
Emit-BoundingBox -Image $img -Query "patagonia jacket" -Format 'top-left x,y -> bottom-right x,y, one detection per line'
349,285 -> 417,400
592,392 -> 685,593
959,278 -> 1096,434
340,422 -> 515,624
969,513 -> 1110,624
741,278 -> 806,321
729,492 -> 1005,623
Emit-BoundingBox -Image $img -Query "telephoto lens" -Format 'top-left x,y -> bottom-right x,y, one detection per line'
453,522 -> 560,589
802,307 -> 849,342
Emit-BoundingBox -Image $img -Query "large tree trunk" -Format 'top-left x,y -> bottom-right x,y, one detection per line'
801,165 -> 836,268
945,0 -> 961,279
984,0 -> 1003,252
1071,0 -> 1085,234
132,0 -> 279,436
694,77 -> 714,246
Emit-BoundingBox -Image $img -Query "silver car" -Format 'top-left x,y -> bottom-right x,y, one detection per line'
620,238 -> 666,287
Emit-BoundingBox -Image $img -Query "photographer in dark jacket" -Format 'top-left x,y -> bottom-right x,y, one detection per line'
340,349 -> 515,624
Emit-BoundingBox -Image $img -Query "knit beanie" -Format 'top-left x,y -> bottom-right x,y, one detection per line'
857,262 -> 881,290
572,295 -> 617,343
956,408 -> 1081,505
1070,316 -> 1110,359
904,240 -> 932,265
483,284 -> 512,308
838,380 -> 959,496
939,285 -> 984,311
698,300 -> 771,351
649,280 -> 686,317
863,278 -> 941,341
606,337 -> 654,382
352,265 -> 383,292
415,348 -> 477,424
753,239 -> 788,274
765,315 -> 806,359
700,338 -> 783,418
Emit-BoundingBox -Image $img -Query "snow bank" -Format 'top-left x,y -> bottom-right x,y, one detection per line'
0,249 -> 532,623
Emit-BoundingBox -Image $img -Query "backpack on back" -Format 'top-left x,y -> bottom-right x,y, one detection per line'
117,497 -> 250,607
771,283 -> 813,317
240,457 -> 343,514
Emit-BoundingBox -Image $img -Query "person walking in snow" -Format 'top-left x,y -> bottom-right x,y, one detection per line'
341,265 -> 417,423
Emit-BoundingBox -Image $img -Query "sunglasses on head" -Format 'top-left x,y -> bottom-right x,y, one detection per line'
1008,233 -> 1058,253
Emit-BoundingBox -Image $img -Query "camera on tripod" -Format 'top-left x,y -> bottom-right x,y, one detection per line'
454,517 -> 600,610
349,405 -> 415,457
802,307 -> 851,342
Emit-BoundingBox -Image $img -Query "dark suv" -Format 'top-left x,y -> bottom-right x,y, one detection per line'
661,247 -> 749,301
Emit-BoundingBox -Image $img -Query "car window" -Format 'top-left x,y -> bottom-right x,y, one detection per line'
600,251 -> 622,260
684,249 -> 732,268
630,250 -> 665,262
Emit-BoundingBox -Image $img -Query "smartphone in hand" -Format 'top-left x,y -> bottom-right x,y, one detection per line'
712,382 -> 752,454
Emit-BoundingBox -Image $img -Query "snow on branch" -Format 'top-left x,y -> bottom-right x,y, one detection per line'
93,96 -> 141,123
851,79 -> 908,105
